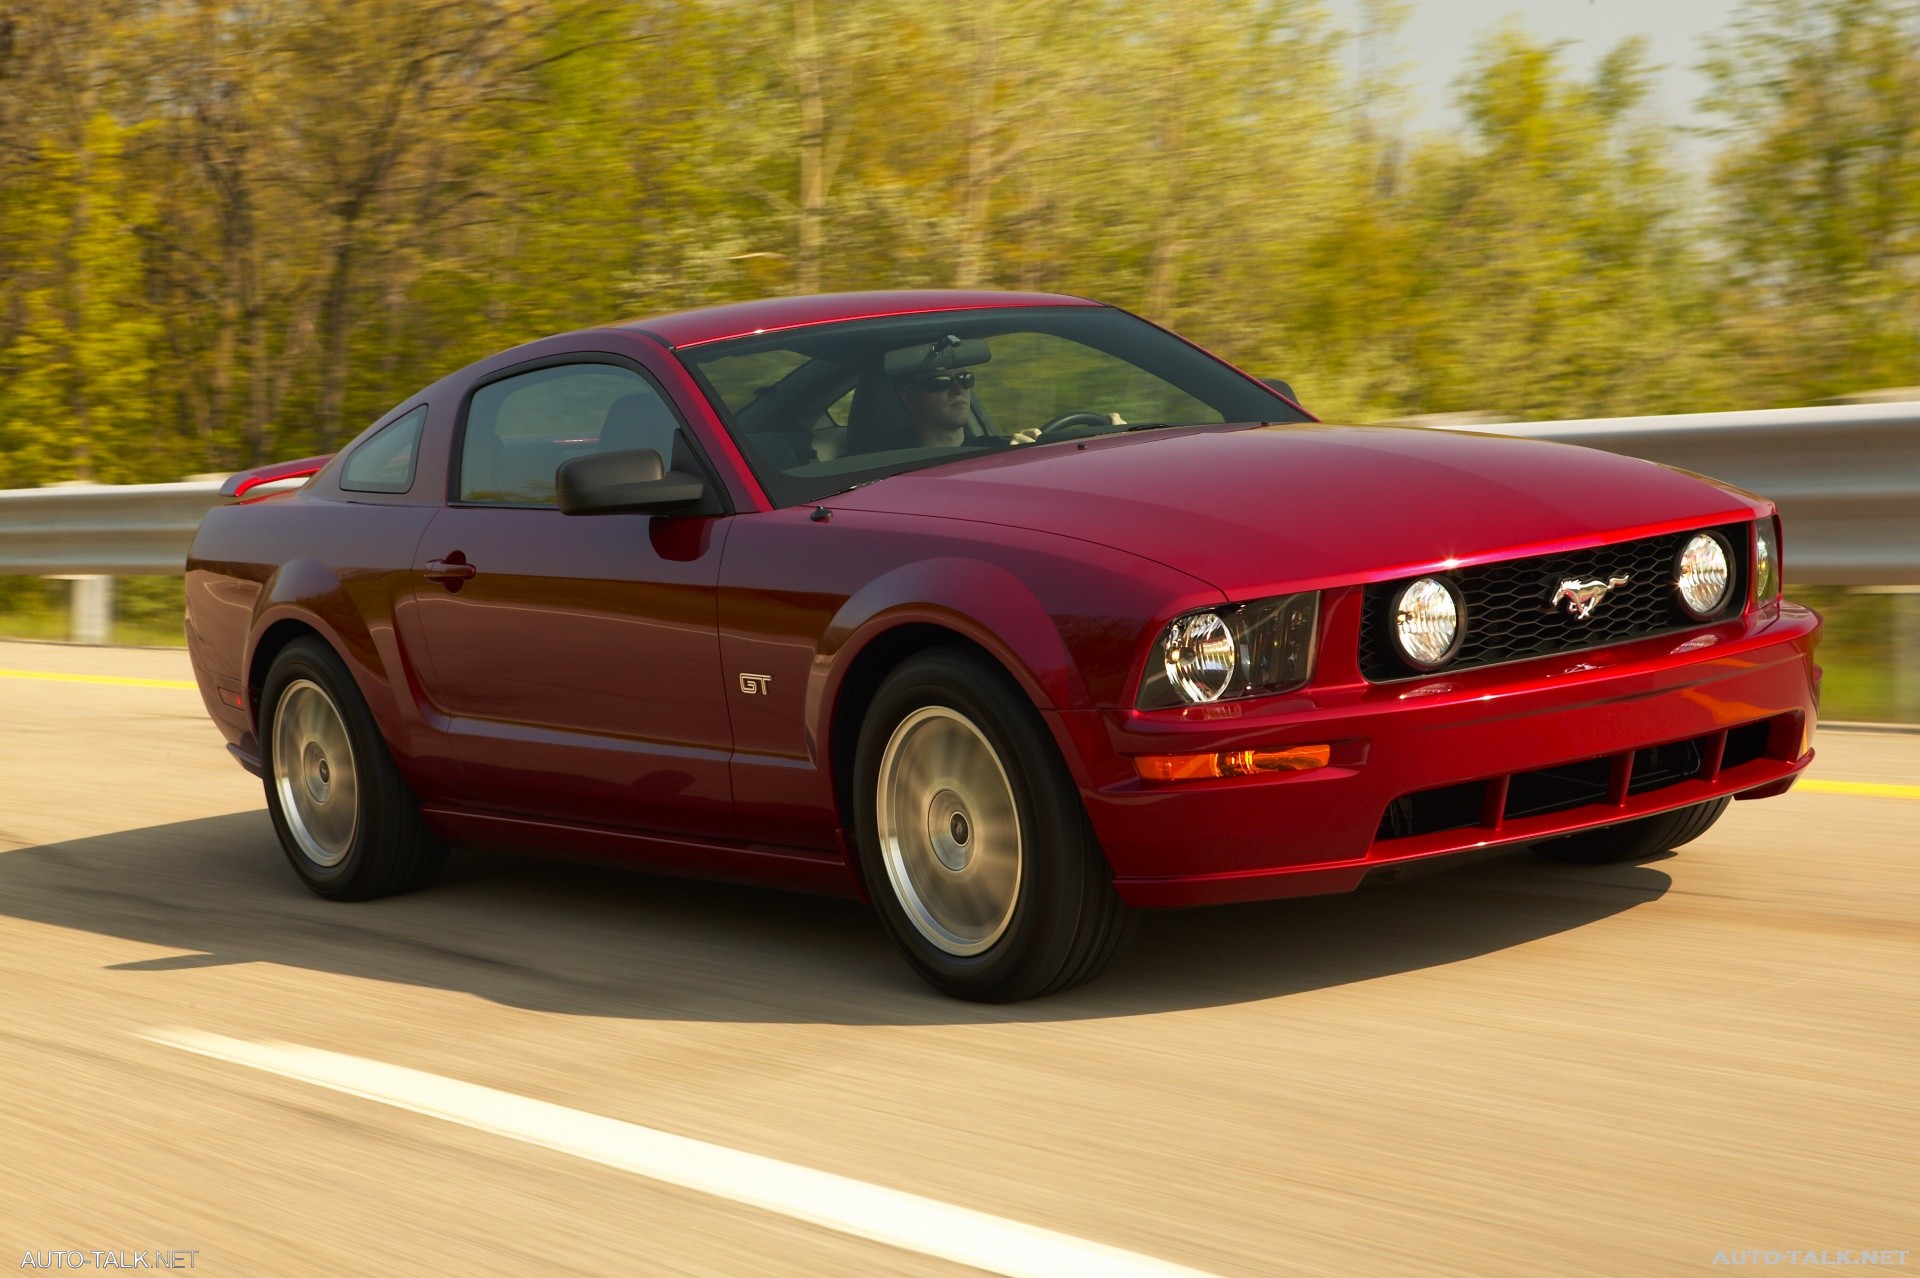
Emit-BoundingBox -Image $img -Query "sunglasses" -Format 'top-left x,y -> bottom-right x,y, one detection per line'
915,371 -> 975,392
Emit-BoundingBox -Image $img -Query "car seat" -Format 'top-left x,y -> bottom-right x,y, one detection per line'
844,367 -> 917,454
598,391 -> 679,461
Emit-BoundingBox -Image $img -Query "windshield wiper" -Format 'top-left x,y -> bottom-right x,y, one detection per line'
1121,421 -> 1194,432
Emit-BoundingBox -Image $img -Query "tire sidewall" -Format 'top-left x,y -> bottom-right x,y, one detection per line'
1532,796 -> 1730,864
852,650 -> 1088,999
259,639 -> 384,895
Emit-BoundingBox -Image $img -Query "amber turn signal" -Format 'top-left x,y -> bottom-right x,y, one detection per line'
1133,744 -> 1331,782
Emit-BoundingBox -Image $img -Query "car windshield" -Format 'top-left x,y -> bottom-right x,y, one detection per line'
680,305 -> 1305,506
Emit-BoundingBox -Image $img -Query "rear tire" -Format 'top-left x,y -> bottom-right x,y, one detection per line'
260,637 -> 447,900
1530,797 -> 1730,865
852,648 -> 1134,1001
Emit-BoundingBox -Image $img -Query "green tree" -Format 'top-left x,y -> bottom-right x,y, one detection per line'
1702,0 -> 1920,399
4,0 -> 1915,490
0,4 -> 163,486
1294,28 -> 1724,422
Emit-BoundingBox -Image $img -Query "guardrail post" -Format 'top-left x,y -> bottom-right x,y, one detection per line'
69,575 -> 114,645
1894,592 -> 1920,721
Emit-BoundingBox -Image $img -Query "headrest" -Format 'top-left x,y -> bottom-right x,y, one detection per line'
845,365 -> 916,454
600,392 -> 677,454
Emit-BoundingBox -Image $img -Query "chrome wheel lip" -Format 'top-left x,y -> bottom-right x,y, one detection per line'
875,705 -> 1022,957
272,678 -> 358,869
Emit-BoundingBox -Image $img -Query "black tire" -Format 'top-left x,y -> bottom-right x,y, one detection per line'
851,648 -> 1135,1001
1530,796 -> 1730,865
259,636 -> 447,900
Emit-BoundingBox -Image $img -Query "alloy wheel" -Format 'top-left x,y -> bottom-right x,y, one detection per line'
271,677 -> 359,868
874,706 -> 1022,956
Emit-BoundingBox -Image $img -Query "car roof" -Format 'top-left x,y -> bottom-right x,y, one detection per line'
617,290 -> 1102,349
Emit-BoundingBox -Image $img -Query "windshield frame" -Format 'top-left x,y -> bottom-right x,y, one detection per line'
677,304 -> 1308,508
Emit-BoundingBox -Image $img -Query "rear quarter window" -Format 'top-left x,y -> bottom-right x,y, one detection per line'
340,404 -> 427,493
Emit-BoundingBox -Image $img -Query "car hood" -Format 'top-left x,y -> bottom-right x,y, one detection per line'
828,423 -> 1765,596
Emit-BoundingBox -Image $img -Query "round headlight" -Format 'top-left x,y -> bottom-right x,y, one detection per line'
1392,576 -> 1464,670
1676,532 -> 1733,619
1162,612 -> 1237,703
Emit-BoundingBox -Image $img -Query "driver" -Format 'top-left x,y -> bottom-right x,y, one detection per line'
896,368 -> 1039,449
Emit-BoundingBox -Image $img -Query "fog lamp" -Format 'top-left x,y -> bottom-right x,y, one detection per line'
1392,576 -> 1464,670
1676,532 -> 1733,619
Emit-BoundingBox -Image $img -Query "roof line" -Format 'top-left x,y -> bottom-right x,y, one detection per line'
669,297 -> 1103,351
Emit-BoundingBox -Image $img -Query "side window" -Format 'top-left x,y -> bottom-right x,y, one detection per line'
341,405 -> 426,493
459,363 -> 680,506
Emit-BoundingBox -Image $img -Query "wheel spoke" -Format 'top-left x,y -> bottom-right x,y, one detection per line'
272,678 -> 359,870
894,736 -> 943,804
875,706 -> 1021,956
921,720 -> 966,786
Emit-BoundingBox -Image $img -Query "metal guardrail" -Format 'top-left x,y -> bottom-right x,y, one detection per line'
0,478 -> 292,642
0,480 -> 229,576
1466,401 -> 1920,587
0,402 -> 1914,585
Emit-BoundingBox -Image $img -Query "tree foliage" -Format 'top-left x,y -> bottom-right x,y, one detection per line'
0,0 -> 1914,485
1703,0 -> 1920,400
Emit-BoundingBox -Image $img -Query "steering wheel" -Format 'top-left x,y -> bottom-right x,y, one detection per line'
1034,411 -> 1115,442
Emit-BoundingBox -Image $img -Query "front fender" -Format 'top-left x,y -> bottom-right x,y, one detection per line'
817,557 -> 1087,723
716,506 -> 1223,851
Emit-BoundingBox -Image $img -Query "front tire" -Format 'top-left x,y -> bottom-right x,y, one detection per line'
1530,797 -> 1730,865
260,637 -> 446,900
852,649 -> 1133,1001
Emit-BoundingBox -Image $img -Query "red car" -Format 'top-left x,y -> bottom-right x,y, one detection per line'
185,291 -> 1820,1000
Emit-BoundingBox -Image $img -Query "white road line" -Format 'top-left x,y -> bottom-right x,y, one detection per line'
144,1029 -> 1223,1278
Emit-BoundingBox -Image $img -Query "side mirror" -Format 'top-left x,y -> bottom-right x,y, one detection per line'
556,448 -> 705,516
1261,377 -> 1300,405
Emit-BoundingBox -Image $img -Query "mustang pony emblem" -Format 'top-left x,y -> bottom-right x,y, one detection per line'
1553,575 -> 1630,620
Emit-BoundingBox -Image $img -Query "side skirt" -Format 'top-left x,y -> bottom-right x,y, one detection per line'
416,806 -> 863,900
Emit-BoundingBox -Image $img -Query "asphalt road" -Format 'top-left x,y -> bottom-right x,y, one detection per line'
2,639 -> 1914,1277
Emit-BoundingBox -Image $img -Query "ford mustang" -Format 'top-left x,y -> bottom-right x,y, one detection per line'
184,290 -> 1821,1000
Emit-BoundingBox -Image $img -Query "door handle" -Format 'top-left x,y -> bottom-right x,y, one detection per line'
425,555 -> 477,589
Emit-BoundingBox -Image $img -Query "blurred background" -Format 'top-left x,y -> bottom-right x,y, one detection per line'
0,0 -> 1915,717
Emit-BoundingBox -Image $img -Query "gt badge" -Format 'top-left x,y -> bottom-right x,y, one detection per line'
1553,575 -> 1630,620
739,673 -> 771,695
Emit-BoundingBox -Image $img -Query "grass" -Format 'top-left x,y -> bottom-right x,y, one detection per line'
0,576 -> 189,649
1791,587 -> 1912,724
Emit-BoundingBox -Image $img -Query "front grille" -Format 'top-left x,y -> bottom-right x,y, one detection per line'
1359,522 -> 1750,682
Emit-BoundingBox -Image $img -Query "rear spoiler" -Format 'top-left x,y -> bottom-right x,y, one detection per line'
220,454 -> 334,499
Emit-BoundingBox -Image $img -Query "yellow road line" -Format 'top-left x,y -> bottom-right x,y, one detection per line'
0,668 -> 198,691
1799,779 -> 1920,800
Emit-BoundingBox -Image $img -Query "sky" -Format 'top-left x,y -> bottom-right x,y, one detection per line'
1327,0 -> 1750,161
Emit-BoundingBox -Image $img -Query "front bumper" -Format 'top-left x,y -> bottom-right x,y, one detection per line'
1061,601 -> 1820,908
